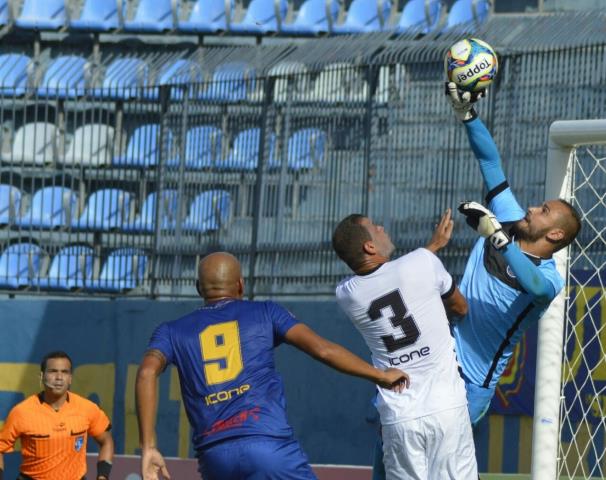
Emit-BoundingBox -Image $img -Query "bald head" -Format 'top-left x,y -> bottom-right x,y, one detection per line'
198,252 -> 244,301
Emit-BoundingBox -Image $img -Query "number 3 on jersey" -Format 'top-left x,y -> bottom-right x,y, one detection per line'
199,321 -> 244,385
368,289 -> 420,353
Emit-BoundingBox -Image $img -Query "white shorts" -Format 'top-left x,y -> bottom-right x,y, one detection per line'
382,405 -> 477,480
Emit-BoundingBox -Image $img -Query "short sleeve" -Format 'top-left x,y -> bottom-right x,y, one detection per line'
0,407 -> 21,453
423,249 -> 454,297
266,302 -> 298,344
86,402 -> 111,438
147,322 -> 175,365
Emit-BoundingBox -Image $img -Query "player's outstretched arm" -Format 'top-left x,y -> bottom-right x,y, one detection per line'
136,352 -> 171,480
285,324 -> 410,391
425,208 -> 454,254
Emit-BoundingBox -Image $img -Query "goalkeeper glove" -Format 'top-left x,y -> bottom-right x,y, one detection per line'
458,201 -> 511,250
445,82 -> 485,122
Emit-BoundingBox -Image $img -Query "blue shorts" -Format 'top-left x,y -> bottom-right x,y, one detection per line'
465,381 -> 496,425
197,436 -> 318,480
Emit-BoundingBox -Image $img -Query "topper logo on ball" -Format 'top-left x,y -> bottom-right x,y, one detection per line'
456,60 -> 491,82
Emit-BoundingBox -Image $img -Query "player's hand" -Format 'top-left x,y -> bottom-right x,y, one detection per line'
445,82 -> 485,122
379,368 -> 410,393
458,201 -> 511,250
141,446 -> 171,480
425,208 -> 453,254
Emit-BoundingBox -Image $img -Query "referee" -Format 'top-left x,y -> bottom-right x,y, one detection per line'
0,351 -> 114,480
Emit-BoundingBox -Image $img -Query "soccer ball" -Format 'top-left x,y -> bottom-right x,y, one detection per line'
444,38 -> 498,92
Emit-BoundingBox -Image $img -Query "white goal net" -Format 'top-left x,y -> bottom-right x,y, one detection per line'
532,120 -> 606,480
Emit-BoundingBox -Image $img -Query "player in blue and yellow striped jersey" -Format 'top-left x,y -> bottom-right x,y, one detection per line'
136,252 -> 409,480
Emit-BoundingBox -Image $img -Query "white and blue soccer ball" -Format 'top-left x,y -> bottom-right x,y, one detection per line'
444,38 -> 498,92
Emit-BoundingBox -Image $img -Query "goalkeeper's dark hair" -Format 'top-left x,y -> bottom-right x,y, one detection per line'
332,214 -> 372,272
40,351 -> 73,373
553,199 -> 582,252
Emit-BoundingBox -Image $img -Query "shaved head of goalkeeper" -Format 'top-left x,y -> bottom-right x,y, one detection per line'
197,252 -> 245,302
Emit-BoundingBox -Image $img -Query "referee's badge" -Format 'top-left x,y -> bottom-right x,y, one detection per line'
74,436 -> 84,452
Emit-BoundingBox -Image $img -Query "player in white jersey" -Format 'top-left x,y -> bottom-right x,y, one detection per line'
332,211 -> 478,480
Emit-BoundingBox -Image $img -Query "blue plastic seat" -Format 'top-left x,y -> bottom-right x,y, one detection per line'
444,0 -> 490,32
85,248 -> 147,292
15,0 -> 66,30
73,189 -> 134,231
37,55 -> 88,99
182,190 -> 231,232
229,0 -> 288,34
177,0 -> 234,33
0,185 -> 22,226
0,0 -> 10,26
283,128 -> 326,170
167,126 -> 222,170
280,0 -> 339,35
93,57 -> 149,100
69,0 -> 123,32
395,0 -> 442,34
332,0 -> 392,33
33,245 -> 94,291
0,243 -> 47,289
146,59 -> 206,101
219,128 -> 275,170
16,186 -> 78,229
113,125 -> 173,168
123,190 -> 180,232
199,62 -> 255,102
0,54 -> 30,97
124,0 -> 174,32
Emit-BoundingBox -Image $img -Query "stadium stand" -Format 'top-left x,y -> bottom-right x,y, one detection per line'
444,0 -> 491,32
166,126 -> 222,170
0,185 -> 22,227
268,61 -> 309,102
229,0 -> 288,35
284,128 -> 326,170
0,242 -> 48,289
36,54 -> 88,98
0,53 -> 30,96
112,125 -> 171,168
332,0 -> 393,33
92,56 -> 149,99
32,244 -> 94,291
220,128 -> 275,170
122,190 -> 180,232
123,0 -> 176,32
394,0 -> 443,34
182,189 -> 231,232
85,248 -> 147,292
62,124 -> 116,167
5,122 -> 57,165
199,61 -> 256,101
177,0 -> 234,33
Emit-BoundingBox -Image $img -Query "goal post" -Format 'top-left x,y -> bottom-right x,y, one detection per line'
531,120 -> 606,480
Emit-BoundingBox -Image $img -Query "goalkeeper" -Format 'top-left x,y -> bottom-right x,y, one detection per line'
446,82 -> 582,424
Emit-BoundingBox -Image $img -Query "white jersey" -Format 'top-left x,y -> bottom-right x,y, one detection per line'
335,248 -> 467,425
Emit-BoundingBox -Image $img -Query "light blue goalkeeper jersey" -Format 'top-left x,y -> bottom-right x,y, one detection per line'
453,119 -> 565,391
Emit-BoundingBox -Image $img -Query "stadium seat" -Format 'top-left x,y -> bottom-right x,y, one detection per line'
37,55 -> 89,99
199,62 -> 255,102
0,185 -> 22,227
166,126 -> 222,170
4,122 -> 57,165
280,0 -> 339,35
69,0 -> 123,31
394,0 -> 443,34
33,245 -> 94,291
123,0 -> 175,32
444,0 -> 490,32
93,57 -> 149,100
332,0 -> 392,34
0,54 -> 31,97
182,190 -> 231,232
113,125 -> 173,168
0,243 -> 48,289
219,128 -> 275,170
85,248 -> 147,292
309,63 -> 369,102
146,59 -> 206,101
62,124 -> 115,167
73,189 -> 134,231
122,190 -> 180,232
15,186 -> 78,229
268,61 -> 309,102
177,0 -> 234,33
283,128 -> 326,170
0,0 -> 10,26
229,0 -> 288,35
15,0 -> 66,30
